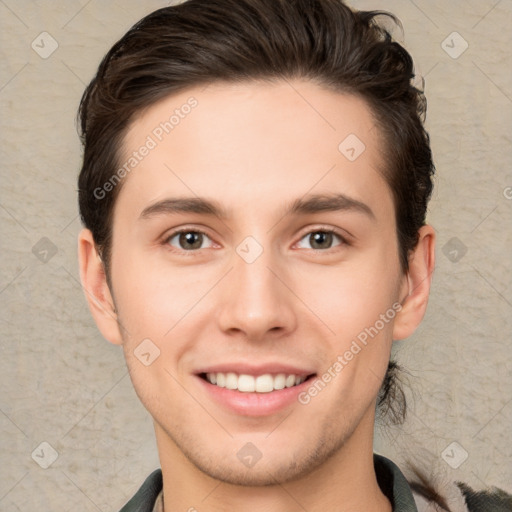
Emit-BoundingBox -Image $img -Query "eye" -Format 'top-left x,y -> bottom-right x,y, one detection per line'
163,228 -> 346,252
166,230 -> 214,251
296,230 -> 345,250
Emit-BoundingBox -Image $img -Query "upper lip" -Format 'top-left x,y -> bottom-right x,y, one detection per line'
195,362 -> 316,377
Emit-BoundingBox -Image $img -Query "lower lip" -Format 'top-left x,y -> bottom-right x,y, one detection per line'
196,375 -> 314,417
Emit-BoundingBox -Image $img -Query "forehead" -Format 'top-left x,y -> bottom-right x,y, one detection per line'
116,79 -> 392,223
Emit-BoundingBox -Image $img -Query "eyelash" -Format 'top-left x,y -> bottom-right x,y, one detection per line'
162,227 -> 349,255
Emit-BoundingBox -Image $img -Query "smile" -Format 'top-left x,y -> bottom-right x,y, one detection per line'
203,372 -> 310,393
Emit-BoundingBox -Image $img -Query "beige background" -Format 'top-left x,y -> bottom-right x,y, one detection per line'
0,1 -> 511,511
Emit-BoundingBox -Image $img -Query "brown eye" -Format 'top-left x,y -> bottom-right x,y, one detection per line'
167,231 -> 211,250
296,230 -> 343,250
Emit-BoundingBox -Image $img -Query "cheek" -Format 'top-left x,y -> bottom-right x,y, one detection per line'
293,253 -> 401,337
111,249 -> 214,340
294,253 -> 401,409
297,264 -> 399,415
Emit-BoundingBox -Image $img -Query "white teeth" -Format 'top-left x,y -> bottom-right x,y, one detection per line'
273,373 -> 286,390
255,374 -> 274,393
285,374 -> 296,388
216,373 -> 226,388
238,374 -> 255,392
205,372 -> 307,393
225,372 -> 238,390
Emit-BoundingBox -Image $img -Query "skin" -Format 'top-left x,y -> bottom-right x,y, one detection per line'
79,79 -> 435,511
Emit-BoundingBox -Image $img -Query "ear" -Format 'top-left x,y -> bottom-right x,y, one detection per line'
78,228 -> 123,345
393,225 -> 436,341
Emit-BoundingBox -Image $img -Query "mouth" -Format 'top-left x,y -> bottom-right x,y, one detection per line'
198,372 -> 316,393
195,363 -> 318,416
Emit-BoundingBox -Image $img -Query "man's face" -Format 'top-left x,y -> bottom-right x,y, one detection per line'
108,80 -> 407,484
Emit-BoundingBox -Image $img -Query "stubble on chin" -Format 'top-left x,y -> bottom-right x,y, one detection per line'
156,412 -> 356,487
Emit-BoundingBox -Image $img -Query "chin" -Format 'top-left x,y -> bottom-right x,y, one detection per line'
168,424 -> 349,487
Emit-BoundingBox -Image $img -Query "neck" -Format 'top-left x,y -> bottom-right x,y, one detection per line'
154,409 -> 392,512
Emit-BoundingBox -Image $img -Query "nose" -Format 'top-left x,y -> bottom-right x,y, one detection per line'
216,247 -> 298,342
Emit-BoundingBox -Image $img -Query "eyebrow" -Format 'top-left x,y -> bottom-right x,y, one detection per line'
138,193 -> 375,221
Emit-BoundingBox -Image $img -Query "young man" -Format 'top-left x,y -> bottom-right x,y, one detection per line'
76,1 -> 506,511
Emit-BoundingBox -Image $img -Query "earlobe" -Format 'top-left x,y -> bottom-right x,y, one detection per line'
393,225 -> 436,341
77,228 -> 123,345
